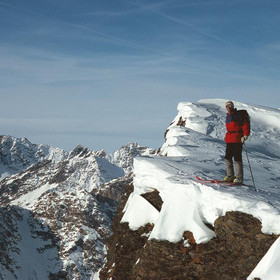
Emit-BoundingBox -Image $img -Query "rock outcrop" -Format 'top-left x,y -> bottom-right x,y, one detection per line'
100,186 -> 278,280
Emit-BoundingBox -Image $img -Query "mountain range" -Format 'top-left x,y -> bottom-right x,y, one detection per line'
1,98 -> 280,280
0,136 -> 155,279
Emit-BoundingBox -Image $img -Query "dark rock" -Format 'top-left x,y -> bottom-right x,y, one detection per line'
141,190 -> 163,212
101,192 -> 279,280
177,116 -> 186,127
69,145 -> 90,158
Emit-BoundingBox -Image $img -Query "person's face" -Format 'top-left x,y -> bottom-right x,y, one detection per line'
226,104 -> 234,113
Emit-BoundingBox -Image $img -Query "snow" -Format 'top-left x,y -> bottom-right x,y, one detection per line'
0,138 -> 135,279
121,99 -> 280,278
121,193 -> 159,230
0,171 -> 11,181
2,98 -> 280,279
0,135 -> 67,181
248,237 -> 280,280
130,156 -> 280,243
11,183 -> 53,208
12,210 -> 60,280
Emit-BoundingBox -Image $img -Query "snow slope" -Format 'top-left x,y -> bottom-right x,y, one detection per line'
121,99 -> 280,279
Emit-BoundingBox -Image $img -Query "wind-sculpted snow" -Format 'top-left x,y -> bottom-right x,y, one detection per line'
127,155 -> 280,244
121,99 -> 280,279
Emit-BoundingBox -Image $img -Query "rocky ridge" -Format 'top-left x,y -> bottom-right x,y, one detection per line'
100,185 -> 278,280
100,99 -> 280,280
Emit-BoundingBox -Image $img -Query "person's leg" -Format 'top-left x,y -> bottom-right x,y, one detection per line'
224,144 -> 235,181
233,144 -> 243,182
225,159 -> 234,177
235,161 -> 243,181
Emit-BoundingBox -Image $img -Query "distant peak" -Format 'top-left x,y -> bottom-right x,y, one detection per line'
69,144 -> 90,158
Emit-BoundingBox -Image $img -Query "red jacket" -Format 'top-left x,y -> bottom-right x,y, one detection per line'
225,110 -> 250,143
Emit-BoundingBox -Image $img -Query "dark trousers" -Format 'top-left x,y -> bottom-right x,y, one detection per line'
225,143 -> 243,161
225,143 -> 243,179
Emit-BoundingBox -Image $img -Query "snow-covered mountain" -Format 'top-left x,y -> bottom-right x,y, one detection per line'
0,137 -> 155,279
100,99 -> 280,280
108,143 -> 157,174
0,135 -> 67,181
2,98 -> 280,280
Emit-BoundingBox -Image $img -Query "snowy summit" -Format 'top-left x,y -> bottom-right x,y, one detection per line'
121,99 -> 280,279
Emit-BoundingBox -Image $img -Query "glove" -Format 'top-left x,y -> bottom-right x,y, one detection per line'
241,135 -> 248,143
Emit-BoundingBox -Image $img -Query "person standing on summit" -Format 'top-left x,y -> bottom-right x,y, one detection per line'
223,101 -> 250,184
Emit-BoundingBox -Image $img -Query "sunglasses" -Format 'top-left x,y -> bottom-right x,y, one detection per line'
226,104 -> 233,108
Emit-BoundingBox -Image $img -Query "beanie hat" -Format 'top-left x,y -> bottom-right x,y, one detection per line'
225,100 -> 234,108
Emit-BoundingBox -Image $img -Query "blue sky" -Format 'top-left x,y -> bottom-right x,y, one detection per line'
1,0 -> 280,152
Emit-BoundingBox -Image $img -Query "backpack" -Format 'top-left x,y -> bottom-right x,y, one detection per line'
235,109 -> 250,128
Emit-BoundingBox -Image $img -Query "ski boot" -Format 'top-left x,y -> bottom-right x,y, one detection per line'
223,175 -> 235,182
233,177 -> 243,184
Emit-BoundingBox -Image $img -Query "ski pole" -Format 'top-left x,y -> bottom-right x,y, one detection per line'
243,142 -> 257,191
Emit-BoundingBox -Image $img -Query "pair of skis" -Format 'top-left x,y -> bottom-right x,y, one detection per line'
196,176 -> 258,191
195,176 -> 247,186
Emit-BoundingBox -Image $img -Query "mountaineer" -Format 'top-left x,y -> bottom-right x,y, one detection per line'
223,101 -> 250,184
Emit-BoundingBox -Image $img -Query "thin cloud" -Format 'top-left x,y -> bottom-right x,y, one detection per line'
77,7 -> 140,17
0,1 -> 157,54
129,0 -> 232,45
